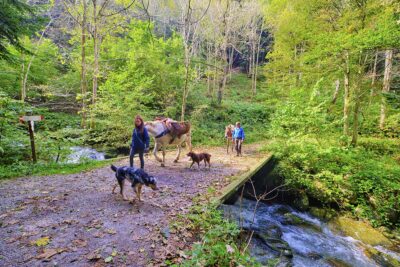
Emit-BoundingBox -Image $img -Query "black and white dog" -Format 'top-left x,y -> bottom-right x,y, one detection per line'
111,165 -> 158,202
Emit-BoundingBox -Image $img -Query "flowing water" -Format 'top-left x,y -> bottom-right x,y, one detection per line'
221,198 -> 400,267
66,146 -> 105,163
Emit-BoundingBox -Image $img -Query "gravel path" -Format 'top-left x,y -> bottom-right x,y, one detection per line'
0,144 -> 265,266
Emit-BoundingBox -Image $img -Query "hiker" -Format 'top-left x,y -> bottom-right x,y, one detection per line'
224,124 -> 235,154
130,115 -> 150,169
233,121 -> 245,156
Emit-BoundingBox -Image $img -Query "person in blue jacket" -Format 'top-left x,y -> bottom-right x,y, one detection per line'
130,115 -> 150,169
233,121 -> 245,156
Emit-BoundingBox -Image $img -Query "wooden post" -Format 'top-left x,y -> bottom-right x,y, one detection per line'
20,115 -> 43,163
28,121 -> 37,163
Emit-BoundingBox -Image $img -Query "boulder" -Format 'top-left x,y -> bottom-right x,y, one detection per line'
328,216 -> 392,246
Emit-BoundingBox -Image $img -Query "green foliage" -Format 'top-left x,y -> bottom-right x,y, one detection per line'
0,36 -> 70,99
0,0 -> 47,61
177,204 -> 259,267
90,20 -> 185,148
268,136 -> 400,228
269,100 -> 339,139
0,94 -> 31,164
0,92 -> 83,166
190,101 -> 271,146
263,0 -> 400,229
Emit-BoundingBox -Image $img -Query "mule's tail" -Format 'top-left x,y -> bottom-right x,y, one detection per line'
111,165 -> 117,172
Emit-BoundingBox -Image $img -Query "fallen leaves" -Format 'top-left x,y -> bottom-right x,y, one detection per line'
36,248 -> 66,260
72,239 -> 87,248
4,219 -> 20,226
104,256 -> 113,263
31,236 -> 50,247
87,250 -> 102,261
106,228 -> 116,235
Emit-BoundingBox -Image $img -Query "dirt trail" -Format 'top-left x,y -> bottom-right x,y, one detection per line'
0,144 -> 266,266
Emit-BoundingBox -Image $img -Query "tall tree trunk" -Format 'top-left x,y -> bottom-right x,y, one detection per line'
250,24 -> 257,96
217,0 -> 230,105
92,0 -> 98,106
21,19 -> 52,103
251,40 -> 256,95
80,0 -> 87,128
228,46 -> 234,80
351,86 -> 361,146
181,45 -> 190,121
213,44 -> 218,98
379,49 -> 393,129
207,43 -> 211,97
253,25 -> 263,97
328,79 -> 340,113
180,0 -> 193,121
343,51 -> 350,136
217,62 -> 228,105
20,54 -> 25,101
371,51 -> 378,86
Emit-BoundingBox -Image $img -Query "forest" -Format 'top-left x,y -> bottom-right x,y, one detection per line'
0,0 -> 399,265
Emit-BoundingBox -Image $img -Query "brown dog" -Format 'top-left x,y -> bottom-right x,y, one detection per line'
187,151 -> 211,168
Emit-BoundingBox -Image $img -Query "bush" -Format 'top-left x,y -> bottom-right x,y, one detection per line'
358,137 -> 400,155
269,138 -> 400,228
177,204 -> 259,267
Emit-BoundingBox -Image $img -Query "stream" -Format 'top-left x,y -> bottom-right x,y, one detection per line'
221,198 -> 400,267
66,146 -> 105,163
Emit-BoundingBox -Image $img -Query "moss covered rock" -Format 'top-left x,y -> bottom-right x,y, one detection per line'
328,216 -> 392,246
364,246 -> 400,267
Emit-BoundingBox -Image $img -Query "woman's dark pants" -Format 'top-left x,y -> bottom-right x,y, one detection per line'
130,148 -> 144,169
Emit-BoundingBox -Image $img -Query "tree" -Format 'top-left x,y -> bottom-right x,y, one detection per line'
263,0 -> 400,146
0,0 -> 45,61
379,49 -> 393,129
62,0 -> 133,127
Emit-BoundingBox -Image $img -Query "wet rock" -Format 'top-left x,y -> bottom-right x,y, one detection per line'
325,257 -> 352,267
263,224 -> 282,239
364,246 -> 400,267
293,193 -> 309,211
255,233 -> 293,258
281,213 -> 321,232
387,210 -> 400,226
249,237 -> 278,262
276,256 -> 293,267
328,216 -> 392,246
282,213 -> 305,225
274,206 -> 291,215
309,207 -> 335,221
306,252 -> 323,260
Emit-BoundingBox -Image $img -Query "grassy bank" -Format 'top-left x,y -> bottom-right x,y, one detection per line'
0,157 -> 127,180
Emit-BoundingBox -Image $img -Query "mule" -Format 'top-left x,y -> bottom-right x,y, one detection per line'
145,120 -> 192,167
225,124 -> 235,154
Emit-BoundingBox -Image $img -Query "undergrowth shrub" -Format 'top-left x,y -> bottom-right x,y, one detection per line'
177,204 -> 259,267
269,138 -> 400,228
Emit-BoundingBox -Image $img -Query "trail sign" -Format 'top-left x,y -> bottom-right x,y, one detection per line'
19,115 -> 44,163
19,115 -> 44,122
